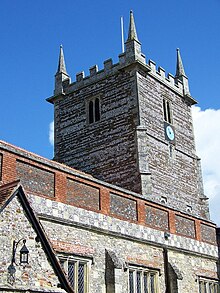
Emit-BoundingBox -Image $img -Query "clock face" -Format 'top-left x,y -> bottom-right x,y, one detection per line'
166,125 -> 175,141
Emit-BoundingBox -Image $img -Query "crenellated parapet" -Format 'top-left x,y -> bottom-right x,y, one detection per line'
49,53 -> 196,104
50,11 -> 196,106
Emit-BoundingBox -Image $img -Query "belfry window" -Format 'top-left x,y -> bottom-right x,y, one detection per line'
88,98 -> 101,124
163,99 -> 172,124
89,101 -> 94,124
95,98 -> 100,122
128,266 -> 159,293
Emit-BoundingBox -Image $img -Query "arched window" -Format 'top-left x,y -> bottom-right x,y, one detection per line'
88,98 -> 101,124
89,101 -> 94,124
95,98 -> 100,122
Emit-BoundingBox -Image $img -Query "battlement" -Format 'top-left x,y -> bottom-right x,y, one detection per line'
50,8 -> 195,105
148,60 -> 183,93
54,54 -> 185,100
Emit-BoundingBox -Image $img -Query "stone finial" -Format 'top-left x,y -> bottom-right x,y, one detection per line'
127,10 -> 139,42
56,45 -> 68,75
175,48 -> 186,78
54,45 -> 70,96
123,11 -> 146,64
175,48 -> 190,96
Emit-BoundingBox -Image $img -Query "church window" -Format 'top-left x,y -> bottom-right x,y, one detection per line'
95,98 -> 100,122
89,101 -> 94,124
60,257 -> 91,293
163,99 -> 172,124
88,97 -> 101,124
198,277 -> 219,293
128,266 -> 159,293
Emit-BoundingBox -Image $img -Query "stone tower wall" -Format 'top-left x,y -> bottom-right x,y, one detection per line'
49,11 -> 209,220
54,66 -> 142,193
136,70 -> 206,218
52,60 -> 208,219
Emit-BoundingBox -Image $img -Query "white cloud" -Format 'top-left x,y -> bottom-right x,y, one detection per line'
48,108 -> 220,226
49,121 -> 54,146
192,106 -> 220,226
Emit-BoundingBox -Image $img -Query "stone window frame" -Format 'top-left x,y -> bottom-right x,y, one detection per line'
87,95 -> 101,124
198,276 -> 219,293
128,264 -> 160,293
163,98 -> 173,124
59,255 -> 92,293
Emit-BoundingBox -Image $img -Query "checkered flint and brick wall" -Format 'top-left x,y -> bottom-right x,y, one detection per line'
0,141 -> 217,246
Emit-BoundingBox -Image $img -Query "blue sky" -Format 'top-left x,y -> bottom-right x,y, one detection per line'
1,1 -> 220,224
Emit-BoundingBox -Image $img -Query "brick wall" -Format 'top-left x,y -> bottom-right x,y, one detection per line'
110,193 -> 137,221
16,160 -> 55,197
145,205 -> 169,231
175,215 -> 195,238
0,141 -> 217,246
201,223 -> 217,245
67,178 -> 100,210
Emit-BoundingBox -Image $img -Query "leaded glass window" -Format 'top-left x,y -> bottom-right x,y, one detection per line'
198,277 -> 219,293
128,266 -> 159,293
59,257 -> 90,293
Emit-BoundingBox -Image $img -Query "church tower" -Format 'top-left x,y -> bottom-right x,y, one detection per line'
47,11 -> 209,220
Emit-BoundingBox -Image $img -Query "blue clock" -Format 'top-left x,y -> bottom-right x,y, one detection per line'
166,125 -> 175,141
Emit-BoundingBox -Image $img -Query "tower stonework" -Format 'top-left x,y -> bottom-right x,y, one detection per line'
47,11 -> 209,220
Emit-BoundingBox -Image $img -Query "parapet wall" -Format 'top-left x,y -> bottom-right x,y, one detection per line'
49,54 -> 185,102
0,140 -> 217,247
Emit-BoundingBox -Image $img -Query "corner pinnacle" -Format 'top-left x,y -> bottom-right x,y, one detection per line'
127,10 -> 139,42
175,48 -> 186,78
57,44 -> 68,75
175,48 -> 190,96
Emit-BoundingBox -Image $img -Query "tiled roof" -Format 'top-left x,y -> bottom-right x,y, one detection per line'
0,180 -> 20,209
